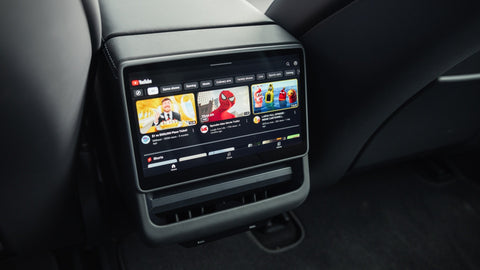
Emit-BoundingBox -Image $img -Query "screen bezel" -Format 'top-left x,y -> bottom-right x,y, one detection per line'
119,45 -> 308,192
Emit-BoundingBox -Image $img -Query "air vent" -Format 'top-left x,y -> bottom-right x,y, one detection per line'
152,187 -> 276,226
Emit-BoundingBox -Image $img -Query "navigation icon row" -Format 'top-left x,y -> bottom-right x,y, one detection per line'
131,68 -> 300,98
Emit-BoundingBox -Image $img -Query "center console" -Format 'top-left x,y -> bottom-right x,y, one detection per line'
98,0 -> 309,245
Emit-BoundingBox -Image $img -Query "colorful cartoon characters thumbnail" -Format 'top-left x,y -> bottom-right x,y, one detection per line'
251,79 -> 298,114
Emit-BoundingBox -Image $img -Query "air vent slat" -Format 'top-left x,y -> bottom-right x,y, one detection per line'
152,186 -> 277,225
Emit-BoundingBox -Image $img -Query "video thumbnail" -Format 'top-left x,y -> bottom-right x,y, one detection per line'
197,86 -> 251,123
251,79 -> 299,114
136,94 -> 197,134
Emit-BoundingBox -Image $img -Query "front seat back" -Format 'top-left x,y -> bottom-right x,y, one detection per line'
0,0 -> 95,253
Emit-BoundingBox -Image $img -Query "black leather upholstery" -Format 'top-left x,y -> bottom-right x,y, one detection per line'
0,0 -> 92,253
268,0 -> 480,186
299,0 -> 480,185
82,0 -> 103,50
104,24 -> 297,71
99,0 -> 273,40
266,0 -> 354,36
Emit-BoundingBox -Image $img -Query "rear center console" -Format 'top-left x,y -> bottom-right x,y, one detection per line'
98,0 -> 310,245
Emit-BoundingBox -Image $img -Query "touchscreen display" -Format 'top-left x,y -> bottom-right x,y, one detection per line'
124,48 -> 307,191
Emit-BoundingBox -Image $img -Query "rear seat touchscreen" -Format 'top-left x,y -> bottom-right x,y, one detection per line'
123,48 -> 308,191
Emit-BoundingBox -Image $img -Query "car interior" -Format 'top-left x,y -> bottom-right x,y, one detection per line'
1,0 -> 480,269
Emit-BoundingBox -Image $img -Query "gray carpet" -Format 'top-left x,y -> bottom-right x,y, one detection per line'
119,163 -> 480,269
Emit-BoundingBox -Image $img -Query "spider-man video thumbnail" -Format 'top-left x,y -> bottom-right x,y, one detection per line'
197,86 -> 251,123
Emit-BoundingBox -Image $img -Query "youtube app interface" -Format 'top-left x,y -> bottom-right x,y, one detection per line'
125,49 -> 307,190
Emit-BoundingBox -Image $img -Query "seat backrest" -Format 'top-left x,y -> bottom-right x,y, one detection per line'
266,0 -> 480,186
0,0 -> 94,253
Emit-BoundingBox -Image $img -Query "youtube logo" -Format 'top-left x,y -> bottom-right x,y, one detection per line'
131,78 -> 153,86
